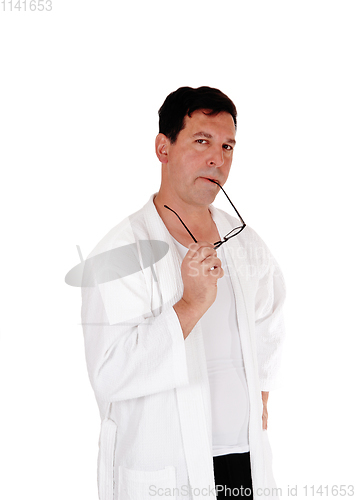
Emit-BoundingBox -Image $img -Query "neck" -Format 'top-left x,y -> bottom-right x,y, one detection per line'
153,190 -> 219,246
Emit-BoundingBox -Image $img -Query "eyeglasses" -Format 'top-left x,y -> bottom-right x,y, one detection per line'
164,179 -> 246,250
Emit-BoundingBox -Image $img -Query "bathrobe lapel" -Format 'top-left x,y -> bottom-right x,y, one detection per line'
209,205 -> 274,492
143,199 -> 217,498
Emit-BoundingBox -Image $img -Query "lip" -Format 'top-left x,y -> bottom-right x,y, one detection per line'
200,177 -> 221,185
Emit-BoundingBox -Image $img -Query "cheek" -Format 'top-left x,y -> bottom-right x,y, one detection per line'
172,151 -> 200,174
225,154 -> 234,169
221,156 -> 231,171
183,150 -> 205,169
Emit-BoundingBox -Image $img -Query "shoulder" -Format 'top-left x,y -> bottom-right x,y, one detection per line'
211,205 -> 282,279
87,196 -> 155,259
211,205 -> 269,250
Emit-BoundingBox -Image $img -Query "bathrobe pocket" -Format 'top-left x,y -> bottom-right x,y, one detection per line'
118,465 -> 177,499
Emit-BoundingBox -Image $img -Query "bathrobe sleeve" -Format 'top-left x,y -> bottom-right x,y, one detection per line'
81,241 -> 189,403
253,236 -> 287,391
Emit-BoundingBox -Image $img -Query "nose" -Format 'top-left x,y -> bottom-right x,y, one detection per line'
207,145 -> 224,168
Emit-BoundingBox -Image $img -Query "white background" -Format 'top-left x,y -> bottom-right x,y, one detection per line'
1,1 -> 355,499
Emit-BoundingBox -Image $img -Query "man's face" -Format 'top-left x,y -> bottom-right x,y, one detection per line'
159,109 -> 236,209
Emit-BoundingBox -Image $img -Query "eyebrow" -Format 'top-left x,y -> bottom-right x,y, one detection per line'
192,131 -> 236,146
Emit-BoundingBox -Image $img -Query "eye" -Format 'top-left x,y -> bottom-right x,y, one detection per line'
196,139 -> 208,144
223,144 -> 233,151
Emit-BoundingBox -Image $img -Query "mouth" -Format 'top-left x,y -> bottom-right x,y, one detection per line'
201,177 -> 221,186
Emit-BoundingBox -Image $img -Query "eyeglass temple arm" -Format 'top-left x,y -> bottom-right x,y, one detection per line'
163,205 -> 198,243
208,179 -> 246,226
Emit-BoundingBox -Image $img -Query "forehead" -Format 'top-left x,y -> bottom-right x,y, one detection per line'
182,109 -> 236,137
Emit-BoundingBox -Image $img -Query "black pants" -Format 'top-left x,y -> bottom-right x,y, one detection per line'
213,452 -> 253,499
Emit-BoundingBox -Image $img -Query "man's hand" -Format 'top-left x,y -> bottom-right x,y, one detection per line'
174,241 -> 224,339
181,241 -> 224,314
262,391 -> 269,430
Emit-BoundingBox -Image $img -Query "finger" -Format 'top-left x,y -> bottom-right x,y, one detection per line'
202,256 -> 221,270
187,241 -> 214,257
200,246 -> 218,262
210,265 -> 224,279
203,258 -> 224,279
189,245 -> 217,264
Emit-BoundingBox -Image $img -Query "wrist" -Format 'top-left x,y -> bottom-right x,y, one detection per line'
173,298 -> 204,339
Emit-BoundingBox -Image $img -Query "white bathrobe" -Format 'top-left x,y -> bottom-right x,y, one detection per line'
81,195 -> 286,500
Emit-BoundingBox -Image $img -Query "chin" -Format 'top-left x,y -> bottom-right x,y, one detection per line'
194,192 -> 217,207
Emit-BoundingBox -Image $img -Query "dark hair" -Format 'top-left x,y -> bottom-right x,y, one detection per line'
158,86 -> 237,144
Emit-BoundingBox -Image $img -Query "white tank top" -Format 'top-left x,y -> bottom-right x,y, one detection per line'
172,239 -> 250,456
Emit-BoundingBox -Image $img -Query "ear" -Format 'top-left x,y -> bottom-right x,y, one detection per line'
155,133 -> 170,164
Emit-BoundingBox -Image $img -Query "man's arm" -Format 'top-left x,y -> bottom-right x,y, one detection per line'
81,242 -> 223,402
81,275 -> 191,403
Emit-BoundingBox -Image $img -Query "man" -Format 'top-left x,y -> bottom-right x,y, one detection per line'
81,86 -> 286,500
